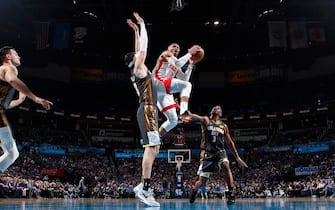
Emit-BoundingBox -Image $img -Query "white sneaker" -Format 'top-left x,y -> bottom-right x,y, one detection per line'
134,183 -> 160,207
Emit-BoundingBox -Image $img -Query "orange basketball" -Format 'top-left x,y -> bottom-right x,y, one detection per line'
190,48 -> 204,63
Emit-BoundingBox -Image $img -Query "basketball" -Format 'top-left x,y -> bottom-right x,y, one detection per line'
190,48 -> 204,63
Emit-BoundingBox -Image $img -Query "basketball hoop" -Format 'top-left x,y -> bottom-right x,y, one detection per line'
167,149 -> 191,164
175,155 -> 184,171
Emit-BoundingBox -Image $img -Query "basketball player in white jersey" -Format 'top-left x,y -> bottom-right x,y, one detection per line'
152,43 -> 201,136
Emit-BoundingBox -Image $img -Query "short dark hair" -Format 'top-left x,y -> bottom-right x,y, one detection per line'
124,52 -> 135,69
0,46 -> 14,62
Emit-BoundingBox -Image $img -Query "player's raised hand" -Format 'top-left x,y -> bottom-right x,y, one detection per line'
133,12 -> 144,24
127,19 -> 138,32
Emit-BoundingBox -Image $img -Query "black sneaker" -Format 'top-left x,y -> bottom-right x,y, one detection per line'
179,111 -> 192,123
226,191 -> 235,205
189,189 -> 197,203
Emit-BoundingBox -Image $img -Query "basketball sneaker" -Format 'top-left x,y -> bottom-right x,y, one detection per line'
189,189 -> 197,203
179,111 -> 192,123
134,183 -> 160,207
226,190 -> 235,205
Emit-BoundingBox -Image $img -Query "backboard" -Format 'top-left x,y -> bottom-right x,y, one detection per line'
167,149 -> 191,163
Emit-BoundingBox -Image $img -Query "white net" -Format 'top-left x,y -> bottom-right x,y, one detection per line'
176,160 -> 183,171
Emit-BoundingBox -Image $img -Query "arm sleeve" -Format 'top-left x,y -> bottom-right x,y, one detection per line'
175,64 -> 194,81
175,53 -> 191,68
167,55 -> 178,63
184,64 -> 194,81
139,23 -> 148,52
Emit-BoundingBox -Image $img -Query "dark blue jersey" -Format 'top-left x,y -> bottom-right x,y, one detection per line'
204,120 -> 226,153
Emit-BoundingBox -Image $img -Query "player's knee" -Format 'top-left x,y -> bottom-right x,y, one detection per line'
181,81 -> 192,97
221,161 -> 230,171
186,81 -> 192,89
181,81 -> 191,89
200,177 -> 208,185
147,146 -> 159,157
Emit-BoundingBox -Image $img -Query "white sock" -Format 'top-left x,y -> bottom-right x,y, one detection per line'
180,101 -> 188,114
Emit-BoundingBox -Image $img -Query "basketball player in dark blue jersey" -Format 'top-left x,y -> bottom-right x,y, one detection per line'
188,106 -> 247,205
0,46 -> 53,172
124,12 -> 160,207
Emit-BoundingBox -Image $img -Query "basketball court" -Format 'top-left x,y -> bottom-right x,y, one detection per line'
0,198 -> 334,210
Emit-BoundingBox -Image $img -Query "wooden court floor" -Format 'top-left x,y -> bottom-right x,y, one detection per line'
0,197 -> 334,209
